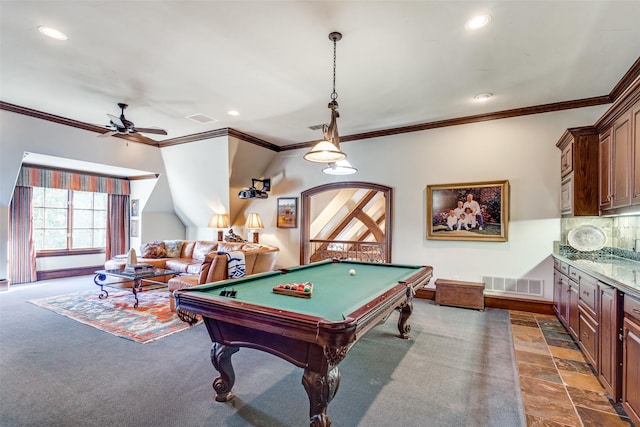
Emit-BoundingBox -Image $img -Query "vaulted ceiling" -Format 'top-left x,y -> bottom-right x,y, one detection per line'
2,1 -> 640,150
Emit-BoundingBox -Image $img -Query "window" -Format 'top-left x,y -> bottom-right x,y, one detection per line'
32,187 -> 107,252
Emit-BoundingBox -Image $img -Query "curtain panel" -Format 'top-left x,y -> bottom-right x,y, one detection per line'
8,186 -> 36,284
16,166 -> 130,195
106,194 -> 130,260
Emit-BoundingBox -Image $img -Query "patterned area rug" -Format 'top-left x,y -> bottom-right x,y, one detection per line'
29,288 -> 197,343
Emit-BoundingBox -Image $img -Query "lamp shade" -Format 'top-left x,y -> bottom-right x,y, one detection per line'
245,213 -> 264,230
209,213 -> 229,228
303,140 -> 346,163
323,159 -> 357,175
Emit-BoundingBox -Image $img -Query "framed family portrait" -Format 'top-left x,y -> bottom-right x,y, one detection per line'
426,180 -> 509,242
277,197 -> 298,228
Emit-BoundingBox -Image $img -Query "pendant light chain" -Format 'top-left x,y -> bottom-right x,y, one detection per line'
331,36 -> 338,102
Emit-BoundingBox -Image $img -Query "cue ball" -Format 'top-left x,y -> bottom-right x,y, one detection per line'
349,269 -> 356,276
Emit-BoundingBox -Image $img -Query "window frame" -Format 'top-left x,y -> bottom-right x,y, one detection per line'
33,187 -> 107,256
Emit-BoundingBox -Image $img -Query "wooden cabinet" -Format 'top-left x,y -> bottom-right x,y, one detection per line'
599,99 -> 640,212
599,129 -> 612,210
632,102 -> 640,204
599,284 -> 622,401
622,295 -> 640,427
556,127 -> 599,216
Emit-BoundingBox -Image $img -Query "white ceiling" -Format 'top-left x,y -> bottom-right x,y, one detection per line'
2,1 -> 640,148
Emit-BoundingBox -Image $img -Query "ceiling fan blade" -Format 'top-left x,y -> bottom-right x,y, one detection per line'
134,127 -> 168,136
107,113 -> 125,128
98,130 -> 117,138
118,132 -> 158,146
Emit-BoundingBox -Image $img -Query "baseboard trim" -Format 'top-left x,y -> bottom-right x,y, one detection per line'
37,266 -> 102,281
415,288 -> 554,315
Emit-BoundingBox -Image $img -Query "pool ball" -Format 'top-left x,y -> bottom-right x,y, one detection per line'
349,269 -> 356,276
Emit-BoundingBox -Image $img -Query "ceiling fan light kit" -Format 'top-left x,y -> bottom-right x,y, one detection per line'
305,31 -> 355,173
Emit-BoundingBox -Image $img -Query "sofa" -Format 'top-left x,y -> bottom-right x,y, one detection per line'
104,240 -> 279,311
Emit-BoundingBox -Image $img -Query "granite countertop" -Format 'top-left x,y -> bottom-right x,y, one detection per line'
554,251 -> 640,298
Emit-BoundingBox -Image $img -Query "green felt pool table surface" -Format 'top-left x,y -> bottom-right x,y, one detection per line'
186,260 -> 425,321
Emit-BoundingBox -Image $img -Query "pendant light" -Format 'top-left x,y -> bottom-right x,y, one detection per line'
304,32 -> 347,163
323,159 -> 358,175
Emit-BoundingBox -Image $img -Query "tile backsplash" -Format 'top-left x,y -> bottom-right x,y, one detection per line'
561,215 -> 640,258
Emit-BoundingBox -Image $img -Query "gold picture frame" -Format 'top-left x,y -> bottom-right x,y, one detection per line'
427,180 -> 509,242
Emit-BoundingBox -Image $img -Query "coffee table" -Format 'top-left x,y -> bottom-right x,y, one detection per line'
94,268 -> 177,308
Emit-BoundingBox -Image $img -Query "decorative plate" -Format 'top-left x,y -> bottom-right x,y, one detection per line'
568,225 -> 607,252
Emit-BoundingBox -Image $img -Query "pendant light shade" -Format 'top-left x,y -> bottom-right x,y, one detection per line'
304,140 -> 346,163
323,159 -> 357,175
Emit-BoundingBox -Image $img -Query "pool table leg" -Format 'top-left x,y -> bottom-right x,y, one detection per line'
397,299 -> 413,339
210,343 -> 239,402
302,366 -> 341,427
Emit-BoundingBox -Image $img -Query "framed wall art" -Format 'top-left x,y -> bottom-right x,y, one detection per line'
130,199 -> 140,217
130,219 -> 140,237
426,180 -> 509,242
277,197 -> 298,228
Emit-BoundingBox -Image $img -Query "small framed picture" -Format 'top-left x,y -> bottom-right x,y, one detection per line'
130,199 -> 140,217
277,197 -> 298,228
130,219 -> 139,237
427,180 -> 509,242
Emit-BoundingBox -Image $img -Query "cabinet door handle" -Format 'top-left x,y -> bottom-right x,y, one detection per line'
583,332 -> 589,338
582,291 -> 590,296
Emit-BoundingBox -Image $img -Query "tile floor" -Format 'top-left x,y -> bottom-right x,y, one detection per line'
509,310 -> 633,426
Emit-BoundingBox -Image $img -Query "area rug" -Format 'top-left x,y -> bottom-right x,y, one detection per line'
28,288 -> 198,343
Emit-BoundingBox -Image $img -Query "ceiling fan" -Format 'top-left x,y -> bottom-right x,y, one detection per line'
99,103 -> 167,141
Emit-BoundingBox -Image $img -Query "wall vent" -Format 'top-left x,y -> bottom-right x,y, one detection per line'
308,123 -> 324,130
482,276 -> 544,297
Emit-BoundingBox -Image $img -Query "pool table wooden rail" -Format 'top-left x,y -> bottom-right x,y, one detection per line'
174,261 -> 433,426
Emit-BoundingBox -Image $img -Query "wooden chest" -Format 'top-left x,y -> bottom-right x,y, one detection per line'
435,279 -> 485,311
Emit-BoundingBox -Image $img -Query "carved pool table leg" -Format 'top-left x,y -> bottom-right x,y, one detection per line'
302,367 -> 341,427
210,343 -> 239,402
397,299 -> 413,339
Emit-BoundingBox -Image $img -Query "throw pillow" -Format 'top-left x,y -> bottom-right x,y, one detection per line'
140,241 -> 166,258
192,241 -> 217,261
164,240 -> 184,258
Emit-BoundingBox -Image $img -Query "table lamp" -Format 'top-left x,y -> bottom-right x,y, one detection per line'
245,213 -> 264,244
209,213 -> 229,241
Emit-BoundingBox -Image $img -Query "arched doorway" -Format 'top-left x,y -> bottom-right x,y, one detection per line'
300,182 -> 392,264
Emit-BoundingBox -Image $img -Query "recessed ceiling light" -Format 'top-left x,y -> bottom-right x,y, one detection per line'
465,15 -> 491,30
227,110 -> 240,116
38,26 -> 67,40
474,93 -> 493,102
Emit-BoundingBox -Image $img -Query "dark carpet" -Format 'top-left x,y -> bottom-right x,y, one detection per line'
0,277 -> 525,426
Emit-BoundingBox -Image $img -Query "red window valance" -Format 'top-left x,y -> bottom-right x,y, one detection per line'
16,166 -> 130,195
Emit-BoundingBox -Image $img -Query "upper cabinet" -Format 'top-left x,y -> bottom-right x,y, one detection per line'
556,127 -> 599,216
598,91 -> 640,214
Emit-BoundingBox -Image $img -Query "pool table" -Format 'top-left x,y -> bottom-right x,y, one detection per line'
174,259 -> 433,426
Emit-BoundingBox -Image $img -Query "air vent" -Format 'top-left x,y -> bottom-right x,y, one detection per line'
482,276 -> 543,297
186,114 -> 218,124
308,123 -> 324,130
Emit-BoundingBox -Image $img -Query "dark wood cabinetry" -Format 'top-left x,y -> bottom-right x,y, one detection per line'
622,295 -> 640,427
556,127 -> 599,216
552,258 -> 629,404
599,284 -> 622,401
599,129 -> 612,210
597,87 -> 640,214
